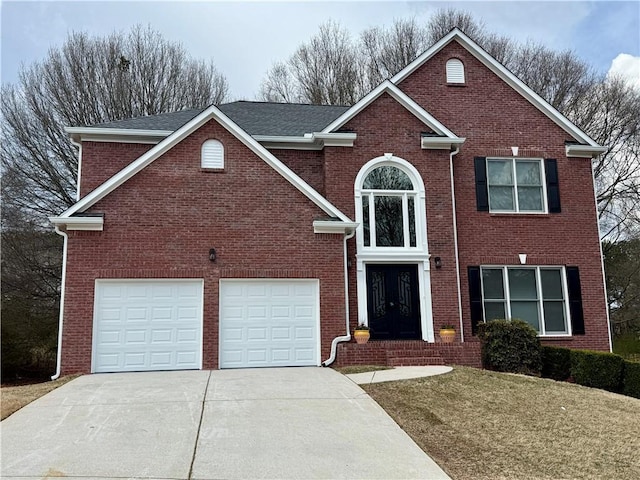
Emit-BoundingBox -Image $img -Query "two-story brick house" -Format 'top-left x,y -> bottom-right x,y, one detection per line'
50,28 -> 611,375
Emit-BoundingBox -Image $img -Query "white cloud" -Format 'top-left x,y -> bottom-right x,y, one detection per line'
608,53 -> 640,90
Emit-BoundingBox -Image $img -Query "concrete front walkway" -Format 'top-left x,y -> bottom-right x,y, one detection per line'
347,366 -> 453,384
1,368 -> 450,480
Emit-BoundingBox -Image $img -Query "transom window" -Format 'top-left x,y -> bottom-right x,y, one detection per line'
361,165 -> 417,248
487,158 -> 546,212
481,266 -> 569,335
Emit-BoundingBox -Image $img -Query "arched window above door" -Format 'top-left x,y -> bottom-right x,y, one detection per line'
355,157 -> 426,251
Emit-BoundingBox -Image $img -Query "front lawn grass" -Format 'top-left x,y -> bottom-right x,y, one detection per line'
364,366 -> 640,480
1,375 -> 79,420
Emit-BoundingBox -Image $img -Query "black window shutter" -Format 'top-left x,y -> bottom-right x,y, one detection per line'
468,266 -> 484,334
545,159 -> 561,213
566,266 -> 585,334
474,157 -> 489,211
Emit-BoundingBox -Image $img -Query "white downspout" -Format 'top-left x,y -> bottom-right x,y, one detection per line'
322,229 -> 356,366
449,147 -> 464,342
591,160 -> 613,351
51,226 -> 68,380
70,138 -> 82,201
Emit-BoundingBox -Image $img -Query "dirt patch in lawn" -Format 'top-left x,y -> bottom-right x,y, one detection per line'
364,366 -> 640,480
1,375 -> 80,420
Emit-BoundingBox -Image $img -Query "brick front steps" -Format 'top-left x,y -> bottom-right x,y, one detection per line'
336,339 -> 482,368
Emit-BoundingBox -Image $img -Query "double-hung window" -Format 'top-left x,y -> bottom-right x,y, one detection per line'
361,165 -> 418,248
481,266 -> 570,335
487,158 -> 546,213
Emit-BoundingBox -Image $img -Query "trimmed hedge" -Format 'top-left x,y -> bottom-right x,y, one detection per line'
477,319 -> 542,375
622,360 -> 640,399
541,346 -> 571,381
570,349 -> 624,393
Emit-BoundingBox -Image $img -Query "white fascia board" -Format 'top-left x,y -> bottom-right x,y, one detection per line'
421,136 -> 467,150
311,132 -> 357,147
321,81 -> 461,140
313,220 -> 359,234
391,28 -> 602,148
255,133 -> 357,150
65,127 -> 171,145
49,216 -> 104,231
254,135 -> 315,144
566,144 -> 608,158
255,136 -> 323,151
58,105 -> 353,223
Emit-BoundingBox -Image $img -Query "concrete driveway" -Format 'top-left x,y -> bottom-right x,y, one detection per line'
1,368 -> 450,480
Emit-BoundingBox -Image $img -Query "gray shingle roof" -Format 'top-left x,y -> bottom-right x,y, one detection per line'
90,101 -> 351,137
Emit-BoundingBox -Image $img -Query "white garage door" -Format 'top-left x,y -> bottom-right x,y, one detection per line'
93,280 -> 203,373
219,280 -> 319,368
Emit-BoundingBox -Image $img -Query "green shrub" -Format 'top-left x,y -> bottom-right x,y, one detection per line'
541,346 -> 572,381
570,350 -> 624,393
622,360 -> 640,399
613,332 -> 640,360
477,319 -> 542,375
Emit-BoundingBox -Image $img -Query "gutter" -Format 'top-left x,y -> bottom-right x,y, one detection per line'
51,226 -> 69,380
322,229 -> 356,366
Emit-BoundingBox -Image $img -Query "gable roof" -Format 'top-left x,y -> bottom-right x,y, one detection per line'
53,104 -> 353,224
90,102 -> 350,137
322,80 -> 464,146
391,28 -> 602,148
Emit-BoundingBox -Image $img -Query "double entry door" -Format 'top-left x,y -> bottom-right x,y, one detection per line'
366,264 -> 421,340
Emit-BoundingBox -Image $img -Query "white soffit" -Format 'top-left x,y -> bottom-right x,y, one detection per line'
565,144 -> 608,158
49,216 -> 104,231
65,127 -> 172,145
313,220 -> 359,234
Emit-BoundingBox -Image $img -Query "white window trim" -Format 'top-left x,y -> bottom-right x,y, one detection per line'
487,158 -> 548,214
479,265 -> 572,337
354,155 -> 434,342
355,156 -> 427,253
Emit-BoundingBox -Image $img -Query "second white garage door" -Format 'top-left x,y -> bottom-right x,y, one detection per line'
219,279 -> 319,368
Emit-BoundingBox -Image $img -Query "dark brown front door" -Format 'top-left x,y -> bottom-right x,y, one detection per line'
366,264 -> 421,340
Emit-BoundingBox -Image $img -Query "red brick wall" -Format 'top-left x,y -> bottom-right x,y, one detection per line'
397,40 -> 609,350
61,118 -> 346,373
80,142 -> 153,197
270,149 -> 325,195
64,38 -> 610,374
322,93 -> 460,335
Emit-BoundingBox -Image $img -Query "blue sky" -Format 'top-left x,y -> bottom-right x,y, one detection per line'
1,1 -> 639,99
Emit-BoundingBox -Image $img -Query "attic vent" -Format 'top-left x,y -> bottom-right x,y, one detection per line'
201,139 -> 224,169
446,58 -> 465,84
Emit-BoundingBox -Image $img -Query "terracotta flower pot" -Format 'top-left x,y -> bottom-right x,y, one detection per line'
439,328 -> 456,343
354,329 -> 370,344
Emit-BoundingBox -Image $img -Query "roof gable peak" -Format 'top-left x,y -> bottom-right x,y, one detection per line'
322,80 -> 462,141
54,104 -> 352,225
391,28 -> 601,148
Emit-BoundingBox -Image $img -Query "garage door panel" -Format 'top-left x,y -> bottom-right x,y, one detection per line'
93,280 -> 202,373
219,280 -> 319,368
295,349 -> 315,362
